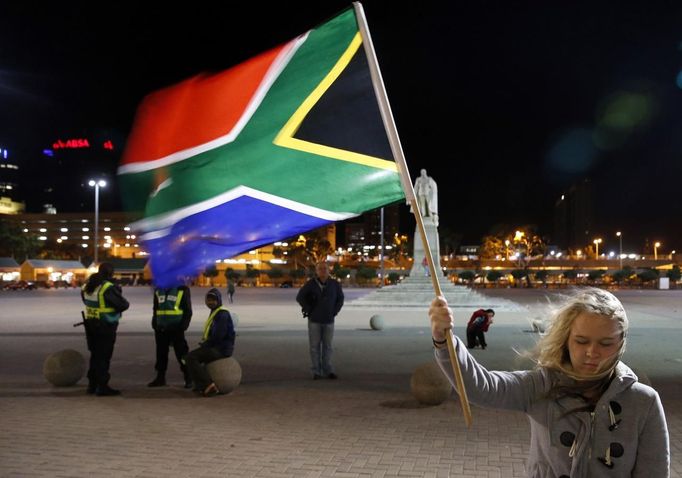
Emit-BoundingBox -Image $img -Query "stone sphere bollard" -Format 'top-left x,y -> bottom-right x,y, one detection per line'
43,349 -> 86,387
410,362 -> 451,405
230,312 -> 239,329
369,314 -> 384,330
207,357 -> 242,394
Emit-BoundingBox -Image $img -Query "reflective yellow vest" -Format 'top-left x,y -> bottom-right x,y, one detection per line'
202,307 -> 227,341
155,288 -> 185,326
82,281 -> 121,324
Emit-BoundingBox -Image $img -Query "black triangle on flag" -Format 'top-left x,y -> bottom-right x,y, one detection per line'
292,45 -> 394,162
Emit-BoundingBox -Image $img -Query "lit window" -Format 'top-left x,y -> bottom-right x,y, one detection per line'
38,236 -> 47,240
81,244 -> 88,248
103,227 -> 111,232
82,235 -> 89,240
60,228 -> 68,232
39,228 -> 47,232
124,226 -> 131,231
82,227 -> 89,232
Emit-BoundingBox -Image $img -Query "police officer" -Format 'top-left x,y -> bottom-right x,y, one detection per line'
148,284 -> 192,388
81,262 -> 129,396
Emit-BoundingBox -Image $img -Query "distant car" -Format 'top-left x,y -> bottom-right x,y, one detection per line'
5,280 -> 37,290
279,280 -> 293,288
52,280 -> 74,288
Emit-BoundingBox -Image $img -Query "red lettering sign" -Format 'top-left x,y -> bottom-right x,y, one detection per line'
51,138 -> 114,150
53,138 -> 90,149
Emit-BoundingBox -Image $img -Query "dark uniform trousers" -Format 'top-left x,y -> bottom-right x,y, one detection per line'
154,328 -> 189,373
85,320 -> 118,388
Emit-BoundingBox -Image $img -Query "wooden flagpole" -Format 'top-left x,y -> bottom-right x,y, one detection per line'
353,1 -> 472,427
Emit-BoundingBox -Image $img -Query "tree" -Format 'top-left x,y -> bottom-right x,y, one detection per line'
534,270 -> 548,286
334,266 -> 350,280
224,267 -> 241,281
387,234 -> 411,268
204,265 -> 219,286
588,270 -> 606,282
479,235 -> 506,259
356,266 -> 377,282
510,269 -> 528,287
245,264 -> 260,278
486,270 -> 503,285
290,268 -> 306,280
667,265 -> 681,282
287,233 -> 334,271
562,270 -> 578,283
387,272 -> 401,284
637,269 -> 659,285
0,219 -> 39,260
266,268 -> 284,279
458,270 -> 475,285
611,269 -> 630,285
479,226 -> 547,261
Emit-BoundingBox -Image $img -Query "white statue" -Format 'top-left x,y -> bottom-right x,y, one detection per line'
411,169 -> 438,225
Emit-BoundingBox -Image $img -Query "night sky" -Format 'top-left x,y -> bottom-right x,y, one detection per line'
1,1 -> 681,253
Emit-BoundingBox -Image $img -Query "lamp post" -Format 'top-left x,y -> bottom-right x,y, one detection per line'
616,231 -> 622,269
88,179 -> 107,265
654,241 -> 660,261
593,238 -> 602,259
504,239 -> 510,260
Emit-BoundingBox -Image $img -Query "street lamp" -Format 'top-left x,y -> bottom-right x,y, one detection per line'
616,231 -> 622,269
593,238 -> 602,259
88,179 -> 107,265
504,239 -> 510,260
654,241 -> 660,261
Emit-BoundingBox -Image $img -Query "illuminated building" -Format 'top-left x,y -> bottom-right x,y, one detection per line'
0,147 -> 25,214
7,211 -> 143,259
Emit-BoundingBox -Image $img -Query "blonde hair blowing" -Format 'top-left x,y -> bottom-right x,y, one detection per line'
536,287 -> 628,381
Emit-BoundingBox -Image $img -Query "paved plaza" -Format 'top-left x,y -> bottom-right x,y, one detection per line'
0,286 -> 680,477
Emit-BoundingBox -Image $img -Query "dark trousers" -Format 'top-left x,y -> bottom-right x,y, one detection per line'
185,346 -> 225,391
466,327 -> 486,348
85,321 -> 118,388
154,329 -> 189,374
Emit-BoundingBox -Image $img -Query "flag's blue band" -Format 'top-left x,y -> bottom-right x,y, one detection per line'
144,196 -> 330,287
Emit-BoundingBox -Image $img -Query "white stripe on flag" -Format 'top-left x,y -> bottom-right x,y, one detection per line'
132,185 -> 357,238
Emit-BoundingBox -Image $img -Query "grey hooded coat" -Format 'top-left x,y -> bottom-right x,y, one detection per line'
435,337 -> 669,477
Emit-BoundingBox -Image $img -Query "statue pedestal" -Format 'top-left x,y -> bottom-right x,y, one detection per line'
410,217 -> 441,277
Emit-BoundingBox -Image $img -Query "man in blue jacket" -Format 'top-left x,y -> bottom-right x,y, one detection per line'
296,262 -> 344,380
184,288 -> 235,396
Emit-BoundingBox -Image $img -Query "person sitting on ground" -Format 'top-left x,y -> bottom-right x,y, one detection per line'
430,287 -> 669,476
184,288 -> 235,396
